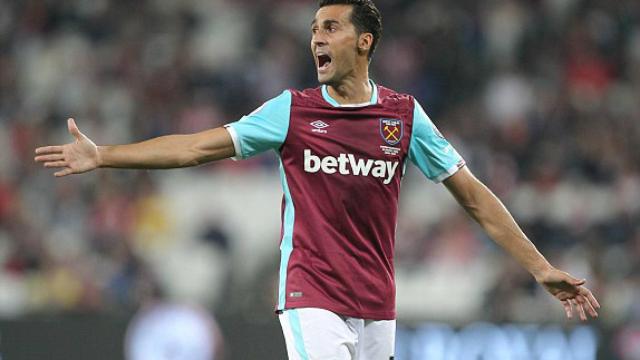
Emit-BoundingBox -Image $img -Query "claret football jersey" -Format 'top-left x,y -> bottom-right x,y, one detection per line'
225,80 -> 465,320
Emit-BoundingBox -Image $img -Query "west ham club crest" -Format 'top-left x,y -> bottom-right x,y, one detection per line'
380,118 -> 403,146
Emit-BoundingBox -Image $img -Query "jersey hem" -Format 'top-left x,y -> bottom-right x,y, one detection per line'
223,125 -> 243,160
278,301 -> 396,321
433,162 -> 466,183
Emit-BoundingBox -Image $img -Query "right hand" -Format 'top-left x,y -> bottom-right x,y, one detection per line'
35,118 -> 100,177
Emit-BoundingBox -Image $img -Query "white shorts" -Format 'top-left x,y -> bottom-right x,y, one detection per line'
279,308 -> 396,360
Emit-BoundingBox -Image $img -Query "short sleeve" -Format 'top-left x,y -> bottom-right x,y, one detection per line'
224,90 -> 291,159
408,99 -> 465,183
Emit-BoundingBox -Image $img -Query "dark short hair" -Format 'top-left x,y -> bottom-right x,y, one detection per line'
318,0 -> 383,60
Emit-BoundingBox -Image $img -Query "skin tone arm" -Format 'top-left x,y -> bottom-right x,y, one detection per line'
443,166 -> 601,321
35,118 -> 236,176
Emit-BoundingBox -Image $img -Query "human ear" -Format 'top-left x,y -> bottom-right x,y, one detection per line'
358,33 -> 373,54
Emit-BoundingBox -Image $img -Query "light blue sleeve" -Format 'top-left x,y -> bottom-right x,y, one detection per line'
409,99 -> 465,183
224,90 -> 291,159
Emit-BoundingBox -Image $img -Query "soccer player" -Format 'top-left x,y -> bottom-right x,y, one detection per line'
35,0 -> 600,358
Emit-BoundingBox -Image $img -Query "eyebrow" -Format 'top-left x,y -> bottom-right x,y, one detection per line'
311,19 -> 341,27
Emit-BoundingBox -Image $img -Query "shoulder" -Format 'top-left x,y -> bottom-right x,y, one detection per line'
288,86 -> 327,108
375,84 -> 415,117
376,85 -> 415,107
288,87 -> 321,100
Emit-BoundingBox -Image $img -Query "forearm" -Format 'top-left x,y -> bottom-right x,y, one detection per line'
446,170 -> 553,279
98,128 -> 235,169
470,186 -> 551,277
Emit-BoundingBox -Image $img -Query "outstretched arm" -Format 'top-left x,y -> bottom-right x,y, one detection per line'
35,118 -> 236,176
443,166 -> 600,321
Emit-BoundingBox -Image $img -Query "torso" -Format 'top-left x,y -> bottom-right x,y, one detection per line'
276,85 -> 415,320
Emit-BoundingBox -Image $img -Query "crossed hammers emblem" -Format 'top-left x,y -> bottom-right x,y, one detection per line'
384,125 -> 400,141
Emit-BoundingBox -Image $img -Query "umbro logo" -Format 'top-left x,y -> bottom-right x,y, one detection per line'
310,120 -> 329,134
311,120 -> 329,129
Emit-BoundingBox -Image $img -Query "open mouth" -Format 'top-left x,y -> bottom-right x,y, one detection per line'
317,54 -> 332,71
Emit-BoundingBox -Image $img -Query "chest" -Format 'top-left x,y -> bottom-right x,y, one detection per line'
285,105 -> 412,162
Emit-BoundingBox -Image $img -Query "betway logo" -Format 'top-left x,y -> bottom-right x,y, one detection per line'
303,149 -> 399,185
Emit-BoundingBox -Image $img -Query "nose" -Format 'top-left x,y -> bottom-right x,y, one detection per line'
312,32 -> 327,48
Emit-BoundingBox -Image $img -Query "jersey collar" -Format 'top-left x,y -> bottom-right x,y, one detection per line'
321,80 -> 378,107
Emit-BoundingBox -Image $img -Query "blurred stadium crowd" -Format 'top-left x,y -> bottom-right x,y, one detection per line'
0,0 -> 639,358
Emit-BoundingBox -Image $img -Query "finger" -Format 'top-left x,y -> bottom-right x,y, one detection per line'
565,300 -> 573,319
568,275 -> 586,286
574,299 -> 587,321
584,288 -> 601,309
579,288 -> 600,316
562,300 -> 572,319
35,154 -> 65,163
580,294 -> 598,318
35,146 -> 64,155
54,168 -> 74,177
44,161 -> 68,168
67,118 -> 82,140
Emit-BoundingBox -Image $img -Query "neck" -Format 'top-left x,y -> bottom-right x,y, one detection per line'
327,68 -> 372,105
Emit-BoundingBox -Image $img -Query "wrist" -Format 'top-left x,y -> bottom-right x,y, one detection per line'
531,262 -> 555,282
96,145 -> 106,168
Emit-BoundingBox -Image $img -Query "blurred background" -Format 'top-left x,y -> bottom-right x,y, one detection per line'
0,0 -> 639,359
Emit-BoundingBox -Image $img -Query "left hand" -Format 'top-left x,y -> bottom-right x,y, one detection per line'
536,268 -> 600,321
